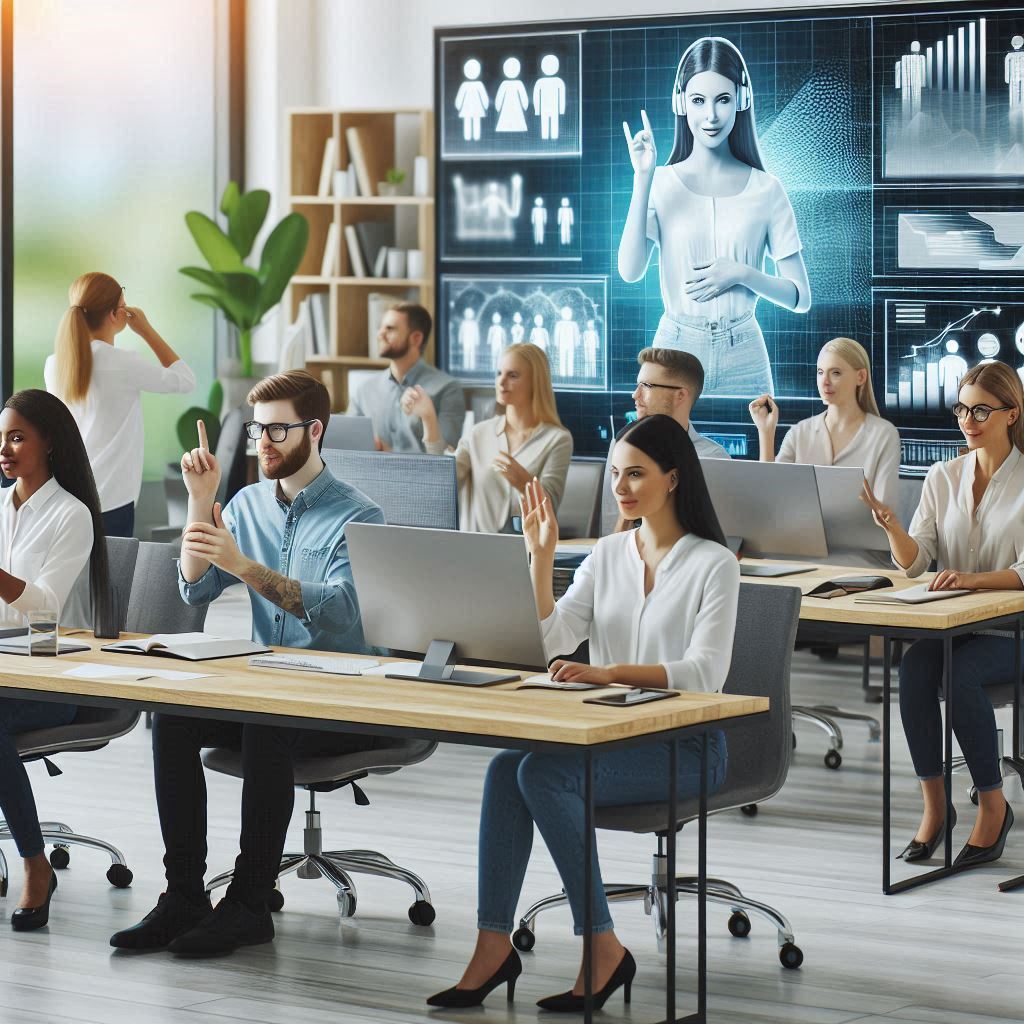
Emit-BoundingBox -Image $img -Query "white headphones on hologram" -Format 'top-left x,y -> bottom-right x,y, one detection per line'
671,36 -> 753,116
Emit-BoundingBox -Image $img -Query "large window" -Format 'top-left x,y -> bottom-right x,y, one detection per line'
13,0 -> 220,479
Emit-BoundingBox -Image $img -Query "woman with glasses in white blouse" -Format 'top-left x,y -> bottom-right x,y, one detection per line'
0,390 -> 111,931
428,414 -> 739,1012
863,361 -> 1023,869
404,343 -> 573,533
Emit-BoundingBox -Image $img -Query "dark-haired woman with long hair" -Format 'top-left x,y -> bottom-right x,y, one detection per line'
618,36 -> 811,397
0,389 -> 110,931
428,414 -> 739,1012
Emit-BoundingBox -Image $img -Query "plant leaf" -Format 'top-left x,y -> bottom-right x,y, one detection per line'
220,181 -> 240,218
184,211 -> 244,272
255,213 -> 309,320
179,266 -> 226,290
184,271 -> 260,328
207,378 -> 224,418
228,189 -> 270,260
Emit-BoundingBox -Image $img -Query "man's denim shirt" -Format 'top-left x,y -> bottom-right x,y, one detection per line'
179,465 -> 384,654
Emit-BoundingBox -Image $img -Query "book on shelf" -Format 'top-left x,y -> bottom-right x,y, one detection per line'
344,224 -> 368,277
321,222 -> 340,277
345,127 -> 374,197
354,220 -> 395,278
279,298 -> 313,370
347,162 -> 359,196
317,136 -> 337,197
308,293 -> 330,355
373,246 -> 388,278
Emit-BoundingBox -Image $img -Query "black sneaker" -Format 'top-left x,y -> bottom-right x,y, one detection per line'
110,891 -> 213,950
167,897 -> 274,958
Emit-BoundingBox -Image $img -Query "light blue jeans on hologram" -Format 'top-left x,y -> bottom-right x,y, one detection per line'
476,732 -> 727,935
653,311 -> 773,398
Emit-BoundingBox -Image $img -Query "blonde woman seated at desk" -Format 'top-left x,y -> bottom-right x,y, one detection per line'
404,343 -> 572,533
863,361 -> 1023,870
427,414 -> 739,1011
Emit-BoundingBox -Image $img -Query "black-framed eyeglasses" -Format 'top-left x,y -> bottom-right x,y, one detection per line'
952,402 -> 1013,423
635,381 -> 686,393
244,419 -> 317,442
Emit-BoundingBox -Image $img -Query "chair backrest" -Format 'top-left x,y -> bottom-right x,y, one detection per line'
556,458 -> 604,539
125,541 -> 209,634
321,448 -> 458,529
106,536 -> 141,630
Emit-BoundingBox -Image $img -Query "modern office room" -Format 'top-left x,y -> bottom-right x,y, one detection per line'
0,0 -> 1022,1021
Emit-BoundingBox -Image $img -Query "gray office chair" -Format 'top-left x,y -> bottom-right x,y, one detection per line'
0,537 -> 140,896
952,679 -> 1024,803
202,738 -> 438,924
556,458 -> 604,539
512,583 -> 805,969
322,448 -> 459,529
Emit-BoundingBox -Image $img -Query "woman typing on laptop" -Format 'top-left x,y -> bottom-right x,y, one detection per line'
863,361 -> 1024,869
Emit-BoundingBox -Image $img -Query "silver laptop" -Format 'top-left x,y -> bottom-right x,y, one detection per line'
323,415 -> 376,451
814,465 -> 890,553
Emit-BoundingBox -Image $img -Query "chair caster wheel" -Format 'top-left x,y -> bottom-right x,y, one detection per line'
268,889 -> 285,912
824,749 -> 842,770
49,846 -> 70,870
408,900 -> 435,926
727,911 -> 751,938
512,926 -> 536,952
779,942 -> 804,969
969,787 -> 979,805
337,891 -> 357,918
106,864 -> 133,888
740,803 -> 758,817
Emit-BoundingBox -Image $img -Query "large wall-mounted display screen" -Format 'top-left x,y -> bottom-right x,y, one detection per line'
435,3 -> 1024,469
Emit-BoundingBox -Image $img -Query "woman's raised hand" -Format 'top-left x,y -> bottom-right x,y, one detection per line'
622,109 -> 657,178
859,478 -> 897,533
747,394 -> 778,432
520,477 -> 558,560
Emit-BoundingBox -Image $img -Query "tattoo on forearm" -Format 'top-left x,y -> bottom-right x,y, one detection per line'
242,563 -> 306,617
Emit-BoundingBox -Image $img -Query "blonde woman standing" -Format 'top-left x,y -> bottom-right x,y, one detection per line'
44,272 -> 196,537
748,336 -> 900,508
405,343 -> 573,533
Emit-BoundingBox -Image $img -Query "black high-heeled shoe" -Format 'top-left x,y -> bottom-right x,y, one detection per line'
12,871 -> 57,932
426,949 -> 522,1008
954,803 -> 1014,869
897,805 -> 957,862
536,948 -> 636,1013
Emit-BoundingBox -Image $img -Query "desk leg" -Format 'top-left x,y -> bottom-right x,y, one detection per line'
943,635 -> 954,870
583,748 -> 594,1024
883,636 -> 892,894
999,617 -> 1024,894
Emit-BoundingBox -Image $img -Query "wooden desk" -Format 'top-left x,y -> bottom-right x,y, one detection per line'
0,636 -> 766,1024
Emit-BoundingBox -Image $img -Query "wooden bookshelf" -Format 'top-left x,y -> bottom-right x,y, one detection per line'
285,107 -> 435,411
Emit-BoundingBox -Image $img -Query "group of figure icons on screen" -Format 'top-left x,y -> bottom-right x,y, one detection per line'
452,172 -> 575,247
455,55 -> 566,141
455,306 -> 600,378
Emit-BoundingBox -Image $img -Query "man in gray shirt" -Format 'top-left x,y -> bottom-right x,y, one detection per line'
349,303 -> 464,452
601,347 -> 730,533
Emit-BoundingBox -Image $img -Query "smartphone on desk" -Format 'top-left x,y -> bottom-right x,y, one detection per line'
583,688 -> 681,707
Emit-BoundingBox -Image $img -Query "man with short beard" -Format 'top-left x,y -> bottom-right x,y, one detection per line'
350,302 -> 464,452
111,370 -> 388,958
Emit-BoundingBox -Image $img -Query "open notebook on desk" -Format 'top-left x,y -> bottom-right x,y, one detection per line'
854,584 -> 971,605
102,633 -> 270,661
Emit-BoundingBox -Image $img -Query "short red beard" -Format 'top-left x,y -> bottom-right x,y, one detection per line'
260,430 -> 312,479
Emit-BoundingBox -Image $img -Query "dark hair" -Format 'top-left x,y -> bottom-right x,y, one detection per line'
614,413 -> 727,546
3,390 -> 112,631
638,346 -> 705,399
390,302 -> 433,349
667,38 -> 765,170
246,369 -> 332,451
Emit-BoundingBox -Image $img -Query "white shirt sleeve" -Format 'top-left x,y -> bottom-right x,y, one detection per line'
662,554 -> 740,693
539,549 -> 596,662
112,348 -> 197,395
903,466 -> 939,577
766,178 -> 802,261
9,503 -> 93,617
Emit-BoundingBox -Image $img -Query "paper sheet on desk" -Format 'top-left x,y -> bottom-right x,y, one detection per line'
62,663 -> 212,682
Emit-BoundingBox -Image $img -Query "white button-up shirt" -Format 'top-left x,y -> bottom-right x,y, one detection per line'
904,447 -> 1024,584
44,341 -> 196,512
778,410 -> 902,508
0,477 -> 93,627
541,529 -> 740,692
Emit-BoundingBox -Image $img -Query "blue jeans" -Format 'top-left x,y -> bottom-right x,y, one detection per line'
477,732 -> 727,935
653,311 -> 772,398
899,634 -> 1019,792
0,698 -> 77,857
101,502 -> 135,539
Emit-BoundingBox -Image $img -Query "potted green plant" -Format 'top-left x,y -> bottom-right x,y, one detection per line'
378,167 -> 406,197
180,182 -> 309,408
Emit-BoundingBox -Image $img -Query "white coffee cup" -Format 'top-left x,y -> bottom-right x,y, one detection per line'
386,249 -> 407,279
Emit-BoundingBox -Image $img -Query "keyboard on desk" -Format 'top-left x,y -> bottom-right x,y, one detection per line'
248,653 -> 380,676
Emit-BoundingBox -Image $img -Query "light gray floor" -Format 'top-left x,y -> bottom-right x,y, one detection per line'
1,586 -> 1023,1023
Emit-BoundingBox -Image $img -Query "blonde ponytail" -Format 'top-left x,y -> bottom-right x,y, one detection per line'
51,272 -> 124,405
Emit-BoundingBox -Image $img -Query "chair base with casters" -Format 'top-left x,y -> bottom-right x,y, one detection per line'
201,739 -> 437,925
512,834 -> 803,971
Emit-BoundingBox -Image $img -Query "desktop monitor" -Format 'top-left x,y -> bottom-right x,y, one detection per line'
347,523 -> 548,685
323,415 -> 376,451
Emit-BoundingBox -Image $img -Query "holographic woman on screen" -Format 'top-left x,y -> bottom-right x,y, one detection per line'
618,37 -> 811,397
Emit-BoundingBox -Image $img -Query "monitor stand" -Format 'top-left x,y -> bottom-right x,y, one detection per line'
385,639 -> 521,687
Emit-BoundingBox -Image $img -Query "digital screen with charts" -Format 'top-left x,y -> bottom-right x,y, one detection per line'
435,4 -> 1024,471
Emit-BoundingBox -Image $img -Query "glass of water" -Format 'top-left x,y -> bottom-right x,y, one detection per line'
27,609 -> 59,656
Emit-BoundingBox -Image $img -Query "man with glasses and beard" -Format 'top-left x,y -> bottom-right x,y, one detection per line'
350,302 -> 465,452
111,370 -> 389,958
